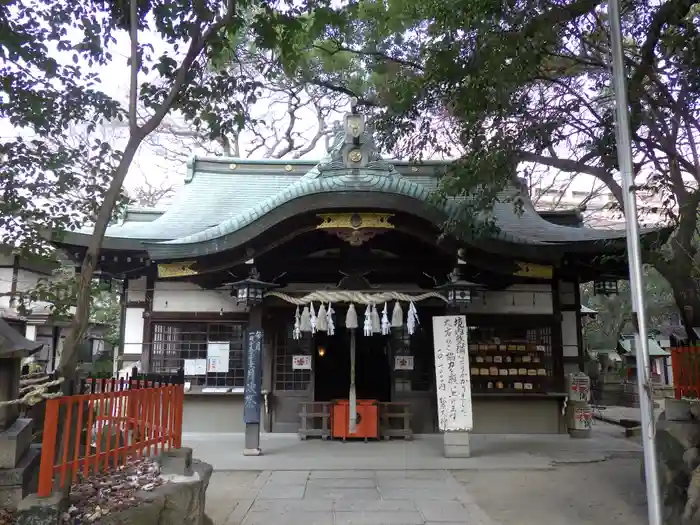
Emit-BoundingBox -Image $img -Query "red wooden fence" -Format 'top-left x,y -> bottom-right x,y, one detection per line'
37,376 -> 184,497
671,346 -> 700,399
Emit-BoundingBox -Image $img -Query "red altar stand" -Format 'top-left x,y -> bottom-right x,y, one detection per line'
331,399 -> 379,441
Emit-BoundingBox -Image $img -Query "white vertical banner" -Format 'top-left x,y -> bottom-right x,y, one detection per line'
432,315 -> 473,431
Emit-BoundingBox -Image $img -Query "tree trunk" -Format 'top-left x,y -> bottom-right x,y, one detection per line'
58,136 -> 142,378
657,263 -> 700,340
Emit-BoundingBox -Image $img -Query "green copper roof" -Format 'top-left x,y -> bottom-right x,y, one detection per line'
63,112 -> 662,260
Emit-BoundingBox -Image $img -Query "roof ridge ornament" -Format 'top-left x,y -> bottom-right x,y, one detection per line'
317,98 -> 394,175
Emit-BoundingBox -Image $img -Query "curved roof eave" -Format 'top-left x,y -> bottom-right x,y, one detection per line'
142,169 -> 658,261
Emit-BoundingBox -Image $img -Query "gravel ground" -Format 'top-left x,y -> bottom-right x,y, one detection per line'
453,457 -> 648,525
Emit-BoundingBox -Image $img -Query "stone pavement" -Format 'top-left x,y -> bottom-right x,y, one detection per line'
201,424 -> 644,525
184,428 -> 642,472
593,402 -> 665,425
207,469 -> 497,525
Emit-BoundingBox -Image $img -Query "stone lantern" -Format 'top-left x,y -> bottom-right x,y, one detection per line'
0,318 -> 43,508
0,319 -> 43,430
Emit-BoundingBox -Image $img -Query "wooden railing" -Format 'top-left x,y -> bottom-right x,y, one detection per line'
37,370 -> 184,497
298,401 -> 413,440
672,346 -> 700,399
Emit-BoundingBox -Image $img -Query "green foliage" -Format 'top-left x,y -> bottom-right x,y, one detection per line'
266,0 -> 700,330
2,0 -> 325,377
582,266 -> 678,350
15,264 -> 121,345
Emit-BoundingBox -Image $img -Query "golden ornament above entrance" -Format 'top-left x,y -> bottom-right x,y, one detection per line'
316,213 -> 394,246
157,261 -> 199,278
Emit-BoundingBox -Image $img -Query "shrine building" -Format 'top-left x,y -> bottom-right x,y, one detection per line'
52,109 -> 664,447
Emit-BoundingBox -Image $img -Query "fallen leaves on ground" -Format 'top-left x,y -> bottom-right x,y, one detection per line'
63,457 -> 164,523
0,508 -> 16,525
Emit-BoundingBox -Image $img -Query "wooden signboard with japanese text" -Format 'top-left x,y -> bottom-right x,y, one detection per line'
432,315 -> 473,431
243,330 -> 263,424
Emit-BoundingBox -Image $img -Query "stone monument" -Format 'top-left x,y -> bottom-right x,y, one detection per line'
0,318 -> 43,509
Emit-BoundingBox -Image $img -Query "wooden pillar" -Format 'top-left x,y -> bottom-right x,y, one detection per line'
573,276 -> 585,372
550,274 -> 565,391
261,314 -> 273,433
114,278 -> 128,375
141,269 -> 155,372
244,305 -> 264,456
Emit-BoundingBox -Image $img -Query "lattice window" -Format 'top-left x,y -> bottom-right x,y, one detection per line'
151,322 -> 246,387
273,323 -> 312,391
391,323 -> 433,392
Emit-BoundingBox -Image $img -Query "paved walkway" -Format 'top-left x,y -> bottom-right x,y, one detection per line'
201,423 -> 645,525
207,469 -> 496,525
184,426 -> 641,472
593,402 -> 665,425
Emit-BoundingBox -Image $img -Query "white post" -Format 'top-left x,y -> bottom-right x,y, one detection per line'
608,0 -> 662,522
24,325 -> 37,341
349,330 -> 357,433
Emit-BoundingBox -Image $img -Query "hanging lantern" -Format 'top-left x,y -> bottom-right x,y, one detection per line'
593,278 -> 619,296
436,268 -> 480,308
230,267 -> 277,306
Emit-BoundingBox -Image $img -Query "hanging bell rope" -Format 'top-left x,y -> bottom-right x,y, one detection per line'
266,290 -> 446,305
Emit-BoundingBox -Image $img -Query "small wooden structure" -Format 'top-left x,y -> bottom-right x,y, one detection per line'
299,401 -> 412,441
331,400 -> 379,441
298,402 -> 331,440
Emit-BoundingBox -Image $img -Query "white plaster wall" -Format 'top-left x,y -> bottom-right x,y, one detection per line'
124,307 -> 145,355
127,276 -> 147,303
463,284 -> 553,315
561,311 -> 579,358
0,266 -> 13,309
16,269 -> 42,294
0,265 -> 76,311
558,280 -> 577,307
152,281 -> 247,313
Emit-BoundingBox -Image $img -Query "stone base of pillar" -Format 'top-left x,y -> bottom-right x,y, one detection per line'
566,404 -> 592,439
0,445 -> 40,509
0,419 -> 33,469
443,431 -> 471,458
568,428 -> 592,439
244,423 -> 261,456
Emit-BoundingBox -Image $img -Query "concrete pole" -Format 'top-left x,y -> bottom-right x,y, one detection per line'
608,1 -> 662,523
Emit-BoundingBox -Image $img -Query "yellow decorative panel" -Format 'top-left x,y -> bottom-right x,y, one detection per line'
316,213 -> 394,230
158,262 -> 199,278
514,262 -> 553,279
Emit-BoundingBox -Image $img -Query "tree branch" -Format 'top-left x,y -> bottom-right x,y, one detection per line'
128,0 -> 139,132
517,150 -> 624,204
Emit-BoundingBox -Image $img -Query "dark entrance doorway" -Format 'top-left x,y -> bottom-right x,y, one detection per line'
314,329 -> 391,402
